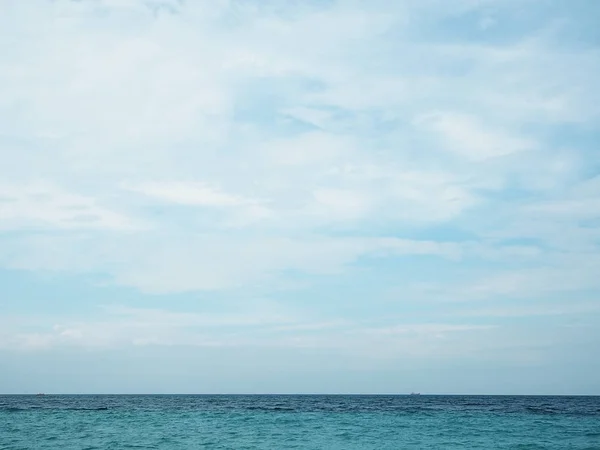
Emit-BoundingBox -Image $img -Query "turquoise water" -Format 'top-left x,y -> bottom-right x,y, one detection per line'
1,395 -> 599,449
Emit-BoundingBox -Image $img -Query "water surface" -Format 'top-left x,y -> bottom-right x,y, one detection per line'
1,395 -> 599,449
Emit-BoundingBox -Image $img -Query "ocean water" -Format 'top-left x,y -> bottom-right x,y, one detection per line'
1,395 -> 599,449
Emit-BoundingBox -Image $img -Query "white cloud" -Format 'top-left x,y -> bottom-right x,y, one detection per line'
0,0 -> 598,300
308,188 -> 372,222
525,176 -> 600,220
125,181 -> 254,207
414,111 -> 536,161
431,258 -> 600,302
0,182 -> 140,231
0,233 -> 460,293
453,302 -> 600,319
258,132 -> 354,168
0,305 -> 504,362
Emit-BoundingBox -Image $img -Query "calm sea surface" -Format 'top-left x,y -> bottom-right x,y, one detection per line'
1,395 -> 599,449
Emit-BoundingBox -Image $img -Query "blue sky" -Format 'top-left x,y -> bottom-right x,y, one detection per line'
1,0 -> 599,394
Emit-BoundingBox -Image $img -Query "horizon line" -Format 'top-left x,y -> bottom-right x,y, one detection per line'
3,393 -> 599,397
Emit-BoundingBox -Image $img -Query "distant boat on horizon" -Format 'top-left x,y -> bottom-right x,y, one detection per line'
410,392 -> 421,396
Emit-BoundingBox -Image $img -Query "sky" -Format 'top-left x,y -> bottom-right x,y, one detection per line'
0,0 -> 599,395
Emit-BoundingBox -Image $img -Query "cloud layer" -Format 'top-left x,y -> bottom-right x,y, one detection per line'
1,0 -> 599,393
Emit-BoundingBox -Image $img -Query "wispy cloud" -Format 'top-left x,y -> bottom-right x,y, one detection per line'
125,182 -> 253,207
414,111 -> 537,161
0,182 -> 141,231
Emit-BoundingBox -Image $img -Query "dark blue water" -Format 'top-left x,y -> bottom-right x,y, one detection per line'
1,395 -> 599,449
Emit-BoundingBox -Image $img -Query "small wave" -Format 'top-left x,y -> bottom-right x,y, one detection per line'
2,407 -> 28,412
525,406 -> 559,415
245,405 -> 296,412
63,406 -> 110,411
122,444 -> 157,449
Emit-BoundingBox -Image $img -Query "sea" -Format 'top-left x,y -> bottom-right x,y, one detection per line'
1,395 -> 599,449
